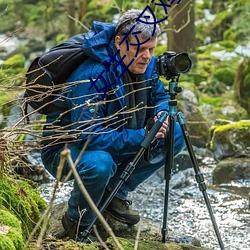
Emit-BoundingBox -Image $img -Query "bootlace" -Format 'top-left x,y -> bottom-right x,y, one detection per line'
123,200 -> 132,209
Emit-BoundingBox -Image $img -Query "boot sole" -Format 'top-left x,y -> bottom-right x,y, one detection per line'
105,210 -> 140,225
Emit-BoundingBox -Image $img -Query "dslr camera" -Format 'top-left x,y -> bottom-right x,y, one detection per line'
156,51 -> 192,79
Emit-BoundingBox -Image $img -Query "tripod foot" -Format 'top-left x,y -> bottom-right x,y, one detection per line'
161,227 -> 168,243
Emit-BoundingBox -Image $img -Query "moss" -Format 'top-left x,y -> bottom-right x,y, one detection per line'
217,40 -> 237,52
199,91 -> 249,122
0,175 -> 46,239
1,54 -> 25,69
106,237 -> 209,250
0,54 -> 26,86
209,120 -> 250,151
0,209 -> 24,249
7,228 -> 24,249
0,209 -> 21,229
199,95 -> 224,107
213,67 -> 235,86
213,120 -> 250,133
0,235 -> 16,250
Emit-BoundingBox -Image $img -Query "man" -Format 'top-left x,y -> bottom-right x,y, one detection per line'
41,9 -> 185,241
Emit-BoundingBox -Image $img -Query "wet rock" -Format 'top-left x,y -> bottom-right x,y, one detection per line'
179,100 -> 211,148
12,150 -> 51,183
170,168 -> 193,189
213,157 -> 250,184
209,120 -> 250,160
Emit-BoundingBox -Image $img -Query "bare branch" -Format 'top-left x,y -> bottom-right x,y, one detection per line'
63,148 -> 124,250
68,14 -> 90,32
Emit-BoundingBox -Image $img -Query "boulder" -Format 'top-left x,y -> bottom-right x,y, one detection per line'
179,100 -> 211,148
42,202 -> 211,250
209,120 -> 250,160
213,157 -> 250,184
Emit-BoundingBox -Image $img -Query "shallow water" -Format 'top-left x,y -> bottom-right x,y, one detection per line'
38,157 -> 250,250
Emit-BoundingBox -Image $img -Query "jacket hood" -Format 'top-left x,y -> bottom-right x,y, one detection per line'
82,21 -> 116,63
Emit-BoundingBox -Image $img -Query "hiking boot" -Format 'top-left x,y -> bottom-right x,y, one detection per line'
105,196 -> 140,225
61,213 -> 97,243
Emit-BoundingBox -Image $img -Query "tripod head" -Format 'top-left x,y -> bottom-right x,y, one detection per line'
168,76 -> 182,100
156,51 -> 192,100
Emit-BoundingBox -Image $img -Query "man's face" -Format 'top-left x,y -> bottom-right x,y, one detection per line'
115,35 -> 157,75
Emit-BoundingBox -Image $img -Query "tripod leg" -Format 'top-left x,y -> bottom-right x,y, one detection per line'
81,112 -> 168,240
177,112 -> 225,250
162,114 -> 175,243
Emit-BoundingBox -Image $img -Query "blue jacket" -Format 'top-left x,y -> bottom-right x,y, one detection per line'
44,21 -> 170,156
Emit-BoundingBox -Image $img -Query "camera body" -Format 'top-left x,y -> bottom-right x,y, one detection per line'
156,51 -> 192,79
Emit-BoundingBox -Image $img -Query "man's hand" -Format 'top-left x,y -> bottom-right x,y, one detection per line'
154,111 -> 169,139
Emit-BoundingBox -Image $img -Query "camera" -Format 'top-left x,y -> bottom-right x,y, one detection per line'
156,51 -> 192,79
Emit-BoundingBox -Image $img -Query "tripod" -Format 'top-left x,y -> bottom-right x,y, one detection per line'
162,77 -> 225,249
82,77 -> 225,250
81,110 -> 168,241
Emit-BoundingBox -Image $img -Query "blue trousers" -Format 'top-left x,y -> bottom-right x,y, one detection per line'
41,123 -> 185,226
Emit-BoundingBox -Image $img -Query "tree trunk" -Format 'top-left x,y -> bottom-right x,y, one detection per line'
167,0 -> 196,62
78,0 -> 88,20
67,0 -> 77,36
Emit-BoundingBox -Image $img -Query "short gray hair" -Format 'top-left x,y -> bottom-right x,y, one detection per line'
115,9 -> 161,40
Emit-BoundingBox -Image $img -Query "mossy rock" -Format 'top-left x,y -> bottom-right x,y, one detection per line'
209,120 -> 250,160
44,202 -> 211,250
106,237 -> 210,250
0,174 -> 47,239
213,157 -> 250,184
0,209 -> 24,250
28,237 -> 211,250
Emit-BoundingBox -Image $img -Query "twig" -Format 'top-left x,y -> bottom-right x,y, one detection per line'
22,154 -> 65,249
68,14 -> 90,31
93,225 -> 110,250
61,148 -> 124,250
134,220 -> 142,250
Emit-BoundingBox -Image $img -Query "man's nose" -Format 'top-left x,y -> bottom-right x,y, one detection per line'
142,49 -> 150,59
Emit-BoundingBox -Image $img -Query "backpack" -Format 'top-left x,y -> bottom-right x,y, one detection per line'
24,34 -> 86,115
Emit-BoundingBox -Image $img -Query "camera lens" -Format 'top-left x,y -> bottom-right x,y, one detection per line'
156,51 -> 192,79
173,53 -> 192,73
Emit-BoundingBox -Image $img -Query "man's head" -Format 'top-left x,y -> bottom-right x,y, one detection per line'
115,9 -> 161,75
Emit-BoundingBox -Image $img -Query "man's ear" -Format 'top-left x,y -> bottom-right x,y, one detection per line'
114,36 -> 122,50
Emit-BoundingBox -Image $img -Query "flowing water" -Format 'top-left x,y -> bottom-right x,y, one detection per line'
38,156 -> 250,250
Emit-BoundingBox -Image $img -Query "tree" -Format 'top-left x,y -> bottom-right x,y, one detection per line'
167,0 -> 196,62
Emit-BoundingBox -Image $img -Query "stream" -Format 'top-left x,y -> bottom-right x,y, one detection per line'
38,155 -> 250,250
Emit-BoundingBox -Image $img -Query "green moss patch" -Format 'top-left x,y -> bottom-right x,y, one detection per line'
209,120 -> 250,158
0,175 -> 47,239
106,237 -> 210,250
0,209 -> 24,250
